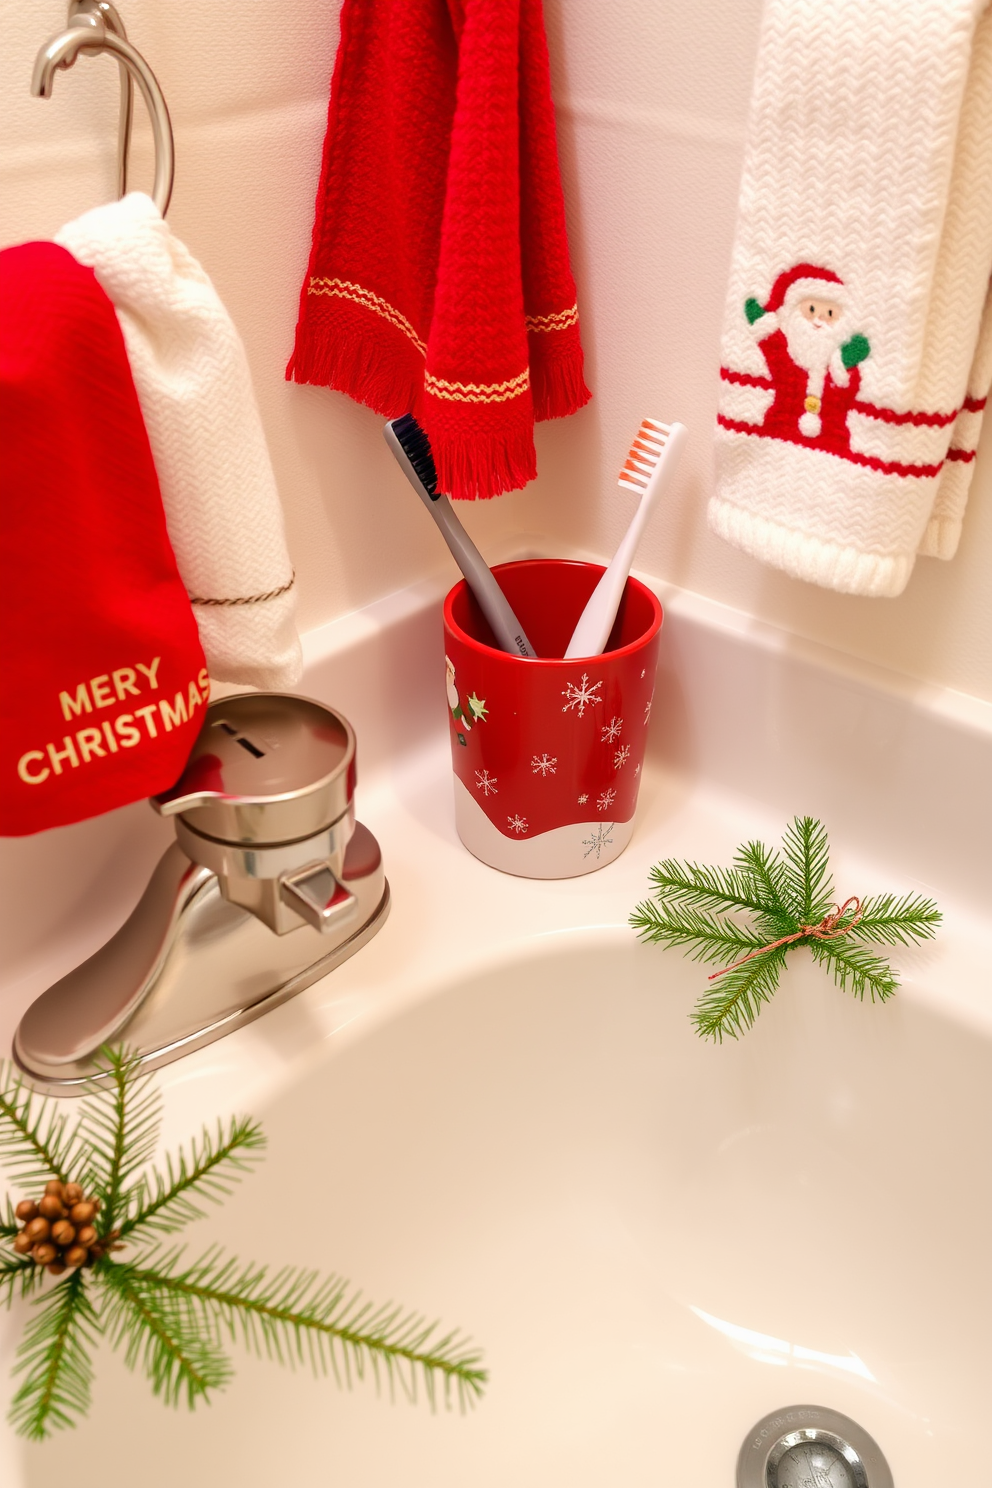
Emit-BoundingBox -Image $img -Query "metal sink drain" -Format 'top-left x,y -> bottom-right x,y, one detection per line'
738,1405 -> 894,1488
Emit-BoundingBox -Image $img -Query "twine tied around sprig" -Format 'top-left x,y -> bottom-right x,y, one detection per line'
708,897 -> 863,981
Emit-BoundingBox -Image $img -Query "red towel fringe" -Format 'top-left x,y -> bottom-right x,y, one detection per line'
433,426 -> 539,501
288,321 -> 420,420
531,345 -> 593,423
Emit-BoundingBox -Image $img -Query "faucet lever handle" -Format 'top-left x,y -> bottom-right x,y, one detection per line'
279,862 -> 358,934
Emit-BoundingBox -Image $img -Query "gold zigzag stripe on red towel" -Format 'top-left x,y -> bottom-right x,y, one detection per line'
307,277 -> 427,356
525,304 -> 579,333
424,369 -> 531,404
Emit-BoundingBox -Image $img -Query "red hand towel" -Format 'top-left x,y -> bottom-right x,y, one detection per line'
287,0 -> 590,500
0,242 -> 208,837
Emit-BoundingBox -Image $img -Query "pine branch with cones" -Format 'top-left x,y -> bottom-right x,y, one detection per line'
0,1048 -> 487,1440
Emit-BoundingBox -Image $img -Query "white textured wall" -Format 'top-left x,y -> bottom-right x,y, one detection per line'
2,0 -> 989,699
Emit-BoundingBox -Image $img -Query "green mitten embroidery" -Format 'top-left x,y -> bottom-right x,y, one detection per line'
744,296 -> 765,325
841,333 -> 870,369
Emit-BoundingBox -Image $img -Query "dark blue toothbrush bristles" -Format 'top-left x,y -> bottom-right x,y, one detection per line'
392,414 -> 439,497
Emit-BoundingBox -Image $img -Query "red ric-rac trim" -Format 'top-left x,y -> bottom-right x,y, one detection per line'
718,367 -> 987,477
721,366 -> 773,389
719,366 -> 987,427
716,415 -> 944,478
852,400 -> 958,428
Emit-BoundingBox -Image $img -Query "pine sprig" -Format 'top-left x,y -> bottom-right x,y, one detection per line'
77,1046 -> 162,1234
8,1270 -> 101,1441
853,892 -> 944,946
113,1248 -> 487,1410
645,858 -> 777,916
808,938 -> 899,1003
99,1261 -> 232,1407
119,1117 -> 266,1241
631,816 -> 941,1040
0,1051 -> 487,1439
734,838 -> 795,915
628,901 -> 785,969
0,1066 -> 81,1191
780,816 -> 834,922
690,944 -> 790,1042
0,1254 -> 44,1308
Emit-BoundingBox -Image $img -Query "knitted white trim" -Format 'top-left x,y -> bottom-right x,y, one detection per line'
708,497 -> 915,599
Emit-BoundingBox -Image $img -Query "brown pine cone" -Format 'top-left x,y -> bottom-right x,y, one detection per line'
11,1185 -> 112,1270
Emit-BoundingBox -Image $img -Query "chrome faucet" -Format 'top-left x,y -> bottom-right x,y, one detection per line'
14,694 -> 390,1093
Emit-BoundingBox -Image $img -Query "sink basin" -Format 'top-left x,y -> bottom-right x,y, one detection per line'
2,568 -> 989,1486
13,931 -> 989,1486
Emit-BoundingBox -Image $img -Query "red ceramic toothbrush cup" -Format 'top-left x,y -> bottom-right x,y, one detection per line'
442,559 -> 663,877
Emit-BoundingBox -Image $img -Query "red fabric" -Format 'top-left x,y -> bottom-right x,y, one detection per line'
0,242 -> 208,837
756,329 -> 862,454
763,262 -> 843,313
287,0 -> 590,500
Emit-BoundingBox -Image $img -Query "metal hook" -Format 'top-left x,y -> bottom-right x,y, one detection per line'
68,2 -> 134,198
31,5 -> 174,216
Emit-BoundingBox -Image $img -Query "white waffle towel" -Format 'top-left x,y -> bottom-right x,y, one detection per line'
711,0 -> 992,597
57,193 -> 302,686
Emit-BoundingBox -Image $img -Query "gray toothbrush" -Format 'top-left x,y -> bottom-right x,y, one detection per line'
384,415 -> 537,658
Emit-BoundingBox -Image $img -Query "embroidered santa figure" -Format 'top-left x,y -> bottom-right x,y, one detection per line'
744,263 -> 871,449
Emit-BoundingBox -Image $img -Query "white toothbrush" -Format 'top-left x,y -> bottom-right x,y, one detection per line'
564,418 -> 687,659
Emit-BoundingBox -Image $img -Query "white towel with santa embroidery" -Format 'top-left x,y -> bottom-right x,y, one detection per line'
711,0 -> 992,598
57,193 -> 302,687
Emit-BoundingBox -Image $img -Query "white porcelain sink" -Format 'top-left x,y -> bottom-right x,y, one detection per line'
9,931 -> 989,1486
1,567 -> 990,1486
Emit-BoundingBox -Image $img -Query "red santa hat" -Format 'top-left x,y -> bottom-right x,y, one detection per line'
763,262 -> 844,314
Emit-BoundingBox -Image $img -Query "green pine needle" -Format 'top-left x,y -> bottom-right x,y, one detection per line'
631,816 -> 940,1041
0,1050 -> 486,1439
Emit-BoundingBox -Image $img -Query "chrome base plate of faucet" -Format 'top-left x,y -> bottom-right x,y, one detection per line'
738,1405 -> 893,1487
13,824 -> 389,1096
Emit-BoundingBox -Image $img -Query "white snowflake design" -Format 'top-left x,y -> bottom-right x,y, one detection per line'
530,753 -> 557,777
583,823 -> 615,859
507,814 -> 529,834
577,793 -> 589,804
561,672 -> 603,717
613,744 -> 631,771
634,762 -> 641,775
596,787 -> 616,813
600,715 -> 623,743
643,689 -> 655,725
640,669 -> 646,679
474,769 -> 498,796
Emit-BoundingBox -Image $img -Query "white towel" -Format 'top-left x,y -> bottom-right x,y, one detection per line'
57,193 -> 302,686
711,0 -> 992,598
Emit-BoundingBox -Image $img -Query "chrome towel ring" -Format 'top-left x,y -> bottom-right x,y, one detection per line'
31,1 -> 174,216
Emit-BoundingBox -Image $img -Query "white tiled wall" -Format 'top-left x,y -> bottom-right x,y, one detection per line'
3,0 -> 990,700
